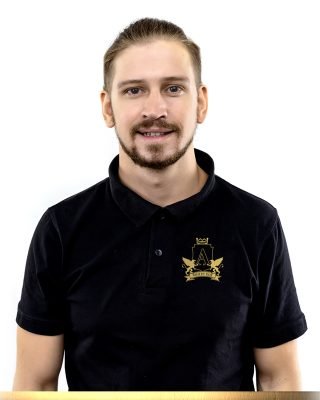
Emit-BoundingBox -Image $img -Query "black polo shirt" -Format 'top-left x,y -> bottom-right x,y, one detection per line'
16,149 -> 307,390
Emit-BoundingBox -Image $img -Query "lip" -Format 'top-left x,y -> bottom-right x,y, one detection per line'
137,128 -> 173,134
136,130 -> 174,139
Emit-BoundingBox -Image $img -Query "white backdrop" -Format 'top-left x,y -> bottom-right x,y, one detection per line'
0,0 -> 319,391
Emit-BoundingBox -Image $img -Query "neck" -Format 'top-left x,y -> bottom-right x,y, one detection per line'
118,147 -> 208,207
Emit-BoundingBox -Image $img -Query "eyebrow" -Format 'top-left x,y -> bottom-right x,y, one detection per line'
117,76 -> 190,89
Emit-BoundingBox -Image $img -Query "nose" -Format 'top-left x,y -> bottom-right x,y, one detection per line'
141,90 -> 168,119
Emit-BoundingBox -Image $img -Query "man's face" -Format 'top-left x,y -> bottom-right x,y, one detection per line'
101,39 -> 208,170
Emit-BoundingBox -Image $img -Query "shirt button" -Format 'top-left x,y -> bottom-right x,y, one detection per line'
155,249 -> 163,256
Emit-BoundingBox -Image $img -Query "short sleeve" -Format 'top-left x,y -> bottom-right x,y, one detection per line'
252,214 -> 307,348
16,209 -> 65,335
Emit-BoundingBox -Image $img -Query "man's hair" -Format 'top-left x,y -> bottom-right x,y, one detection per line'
103,18 -> 202,92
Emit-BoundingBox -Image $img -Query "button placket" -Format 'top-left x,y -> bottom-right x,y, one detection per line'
145,212 -> 170,288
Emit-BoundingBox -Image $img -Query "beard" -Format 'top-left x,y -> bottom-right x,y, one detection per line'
115,118 -> 196,170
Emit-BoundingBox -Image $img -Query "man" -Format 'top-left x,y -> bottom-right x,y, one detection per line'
13,18 -> 307,391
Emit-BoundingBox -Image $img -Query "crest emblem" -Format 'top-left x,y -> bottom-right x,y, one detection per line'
182,238 -> 224,282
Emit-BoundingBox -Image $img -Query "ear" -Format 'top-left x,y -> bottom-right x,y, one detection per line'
197,85 -> 208,124
100,90 -> 115,128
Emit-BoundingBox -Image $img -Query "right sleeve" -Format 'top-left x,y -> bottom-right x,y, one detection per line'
16,209 -> 65,335
251,214 -> 307,348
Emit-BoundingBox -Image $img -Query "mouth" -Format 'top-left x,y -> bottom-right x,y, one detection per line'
138,130 -> 174,137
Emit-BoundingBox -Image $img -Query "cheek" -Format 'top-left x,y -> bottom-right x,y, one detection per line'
179,102 -> 198,127
173,96 -> 197,116
112,103 -> 141,129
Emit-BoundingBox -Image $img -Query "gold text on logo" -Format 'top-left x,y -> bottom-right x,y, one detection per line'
182,238 -> 224,282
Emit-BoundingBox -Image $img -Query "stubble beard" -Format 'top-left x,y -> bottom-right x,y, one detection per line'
115,118 -> 197,171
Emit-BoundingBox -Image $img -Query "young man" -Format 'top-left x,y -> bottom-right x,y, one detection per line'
14,18 -> 307,391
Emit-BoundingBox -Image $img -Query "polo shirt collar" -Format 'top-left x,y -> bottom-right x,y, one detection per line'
109,148 -> 215,227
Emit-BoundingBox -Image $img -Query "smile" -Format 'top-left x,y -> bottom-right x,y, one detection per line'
137,129 -> 174,137
142,131 -> 172,137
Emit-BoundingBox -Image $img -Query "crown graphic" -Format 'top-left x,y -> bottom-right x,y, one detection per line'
196,238 -> 208,245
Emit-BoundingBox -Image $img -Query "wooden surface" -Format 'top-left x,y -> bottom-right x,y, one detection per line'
0,392 -> 319,400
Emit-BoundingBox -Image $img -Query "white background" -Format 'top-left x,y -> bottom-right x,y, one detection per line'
0,0 -> 319,391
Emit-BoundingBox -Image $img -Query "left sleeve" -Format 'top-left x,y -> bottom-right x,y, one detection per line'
16,209 -> 65,335
252,214 -> 307,348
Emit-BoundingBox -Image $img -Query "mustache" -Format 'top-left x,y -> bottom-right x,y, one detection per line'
130,119 -> 181,135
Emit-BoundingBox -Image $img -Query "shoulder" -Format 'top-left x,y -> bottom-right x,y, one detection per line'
44,178 -> 111,231
213,175 -> 278,236
49,178 -> 109,212
215,175 -> 276,213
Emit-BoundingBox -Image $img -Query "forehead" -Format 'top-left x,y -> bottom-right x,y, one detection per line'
111,40 -> 195,86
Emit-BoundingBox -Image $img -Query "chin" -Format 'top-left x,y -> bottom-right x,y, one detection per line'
131,147 -> 192,171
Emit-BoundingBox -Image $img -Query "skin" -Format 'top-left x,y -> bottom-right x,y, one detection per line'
13,39 -> 303,391
254,340 -> 302,390
100,39 -> 209,207
13,327 -> 64,390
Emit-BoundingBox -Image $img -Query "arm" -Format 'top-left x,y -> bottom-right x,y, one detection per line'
254,339 -> 302,391
13,326 -> 64,391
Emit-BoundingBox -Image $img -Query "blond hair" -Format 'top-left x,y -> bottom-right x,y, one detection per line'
103,18 -> 202,92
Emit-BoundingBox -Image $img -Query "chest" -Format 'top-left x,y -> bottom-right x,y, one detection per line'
61,213 -> 258,343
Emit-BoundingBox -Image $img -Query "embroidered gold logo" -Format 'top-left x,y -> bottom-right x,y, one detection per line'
182,238 -> 224,282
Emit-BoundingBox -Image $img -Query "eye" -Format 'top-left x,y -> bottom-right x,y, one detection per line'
124,87 -> 143,96
166,85 -> 183,95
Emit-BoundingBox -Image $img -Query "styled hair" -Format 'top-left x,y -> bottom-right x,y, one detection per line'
103,18 -> 202,92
